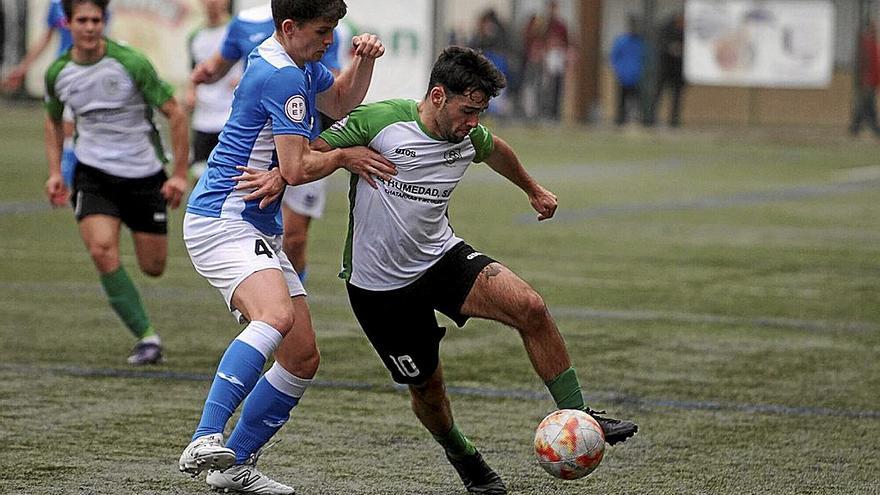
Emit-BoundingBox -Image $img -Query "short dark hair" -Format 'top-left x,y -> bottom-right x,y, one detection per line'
427,46 -> 507,100
62,0 -> 110,20
271,0 -> 347,31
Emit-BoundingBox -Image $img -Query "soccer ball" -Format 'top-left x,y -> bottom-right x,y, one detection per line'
534,409 -> 605,479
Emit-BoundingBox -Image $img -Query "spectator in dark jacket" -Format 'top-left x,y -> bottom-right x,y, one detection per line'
653,12 -> 686,127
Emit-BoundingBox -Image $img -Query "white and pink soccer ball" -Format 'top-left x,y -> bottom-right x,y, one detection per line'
534,409 -> 605,480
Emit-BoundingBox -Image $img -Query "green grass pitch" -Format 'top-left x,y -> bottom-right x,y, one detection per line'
1,100 -> 878,494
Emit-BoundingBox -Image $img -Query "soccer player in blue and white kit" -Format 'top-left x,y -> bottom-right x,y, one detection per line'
191,1 -> 341,284
177,1 -> 395,493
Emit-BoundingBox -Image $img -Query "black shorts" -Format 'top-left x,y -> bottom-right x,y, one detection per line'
191,130 -> 220,164
71,163 -> 169,234
346,241 -> 496,384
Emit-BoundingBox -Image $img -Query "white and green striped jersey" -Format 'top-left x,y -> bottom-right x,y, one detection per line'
44,38 -> 175,179
320,99 -> 495,290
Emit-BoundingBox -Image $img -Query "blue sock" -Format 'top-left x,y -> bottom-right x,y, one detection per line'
226,362 -> 311,462
297,267 -> 308,284
61,147 -> 77,187
193,321 -> 282,440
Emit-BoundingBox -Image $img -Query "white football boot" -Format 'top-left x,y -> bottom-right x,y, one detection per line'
206,444 -> 294,494
179,433 -> 236,476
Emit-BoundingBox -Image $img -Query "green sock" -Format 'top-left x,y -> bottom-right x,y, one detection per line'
432,423 -> 476,459
99,266 -> 154,340
546,367 -> 586,410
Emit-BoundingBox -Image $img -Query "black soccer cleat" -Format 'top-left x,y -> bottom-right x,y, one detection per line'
445,449 -> 508,494
127,342 -> 164,365
584,408 -> 638,445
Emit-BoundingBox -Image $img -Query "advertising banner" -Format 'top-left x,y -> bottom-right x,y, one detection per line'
684,0 -> 835,88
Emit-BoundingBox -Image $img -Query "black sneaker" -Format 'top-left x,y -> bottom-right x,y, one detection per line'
584,408 -> 638,445
127,342 -> 164,365
445,450 -> 507,494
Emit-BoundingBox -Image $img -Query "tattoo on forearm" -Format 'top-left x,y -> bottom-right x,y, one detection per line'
483,264 -> 502,279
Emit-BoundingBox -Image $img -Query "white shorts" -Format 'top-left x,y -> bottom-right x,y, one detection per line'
282,178 -> 327,218
183,213 -> 306,323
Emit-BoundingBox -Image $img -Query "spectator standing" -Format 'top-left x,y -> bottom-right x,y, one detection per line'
520,13 -> 545,120
611,16 -> 645,126
849,19 -> 880,137
470,9 -> 512,116
542,0 -> 570,121
653,12 -> 686,128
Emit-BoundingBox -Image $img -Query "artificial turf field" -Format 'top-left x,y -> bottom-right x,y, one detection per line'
1,100 -> 878,494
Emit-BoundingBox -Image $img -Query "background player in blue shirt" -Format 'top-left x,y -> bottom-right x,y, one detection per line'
3,0 -> 73,91
178,1 -> 395,493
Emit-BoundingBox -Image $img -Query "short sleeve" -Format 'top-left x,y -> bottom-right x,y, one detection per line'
261,67 -> 313,139
220,19 -> 244,61
43,58 -> 67,121
470,124 -> 495,163
46,1 -> 64,30
119,49 -> 175,107
319,105 -> 372,148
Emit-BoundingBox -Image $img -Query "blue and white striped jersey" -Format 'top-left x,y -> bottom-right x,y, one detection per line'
186,36 -> 334,235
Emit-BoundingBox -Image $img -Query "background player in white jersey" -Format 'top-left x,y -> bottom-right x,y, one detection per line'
236,46 -> 639,494
5,0 -> 110,197
189,1 -> 336,284
43,0 -> 189,365
185,0 -> 240,180
177,1 -> 395,493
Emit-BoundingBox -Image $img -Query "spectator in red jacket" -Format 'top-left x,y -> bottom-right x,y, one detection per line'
850,20 -> 880,137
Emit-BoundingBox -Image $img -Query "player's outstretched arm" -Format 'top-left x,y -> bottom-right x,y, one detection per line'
191,52 -> 235,85
484,136 -> 558,221
316,33 -> 385,119
43,116 -> 67,207
158,98 -> 189,209
235,137 -> 396,209
3,30 -> 55,92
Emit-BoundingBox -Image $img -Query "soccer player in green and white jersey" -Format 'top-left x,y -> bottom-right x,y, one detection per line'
236,46 -> 638,494
44,0 -> 189,365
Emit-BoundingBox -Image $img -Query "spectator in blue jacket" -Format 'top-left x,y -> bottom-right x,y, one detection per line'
611,16 -> 645,126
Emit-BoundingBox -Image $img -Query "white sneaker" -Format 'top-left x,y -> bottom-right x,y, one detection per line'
206,446 -> 294,494
179,433 -> 236,476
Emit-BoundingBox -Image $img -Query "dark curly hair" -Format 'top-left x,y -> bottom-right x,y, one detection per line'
427,46 -> 507,99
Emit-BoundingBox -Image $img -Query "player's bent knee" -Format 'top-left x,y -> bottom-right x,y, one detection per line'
140,259 -> 166,277
517,291 -> 551,327
87,244 -> 119,272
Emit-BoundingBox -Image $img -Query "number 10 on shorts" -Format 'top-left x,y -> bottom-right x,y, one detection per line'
390,354 -> 420,378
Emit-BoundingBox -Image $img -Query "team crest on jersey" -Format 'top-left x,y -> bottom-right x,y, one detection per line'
285,95 -> 307,123
102,76 -> 124,97
443,148 -> 463,166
